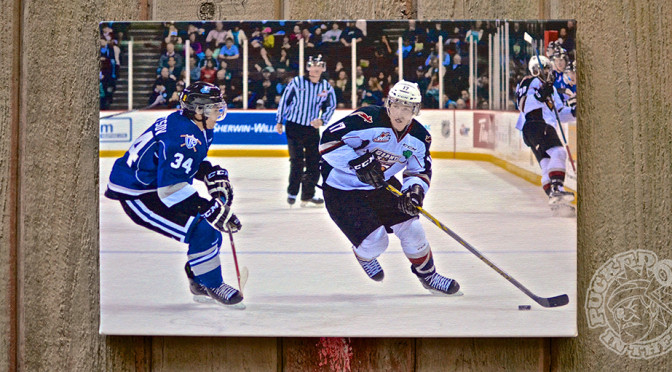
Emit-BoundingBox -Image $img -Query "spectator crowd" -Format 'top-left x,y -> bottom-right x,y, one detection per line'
101,20 -> 576,112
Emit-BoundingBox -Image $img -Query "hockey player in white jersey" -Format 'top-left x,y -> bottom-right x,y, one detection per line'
319,80 -> 460,296
515,56 -> 576,209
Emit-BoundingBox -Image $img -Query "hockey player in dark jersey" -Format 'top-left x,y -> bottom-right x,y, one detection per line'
105,81 -> 244,307
319,80 -> 460,296
515,56 -> 576,210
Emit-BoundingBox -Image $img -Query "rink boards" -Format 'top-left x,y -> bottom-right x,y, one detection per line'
99,109 -> 578,192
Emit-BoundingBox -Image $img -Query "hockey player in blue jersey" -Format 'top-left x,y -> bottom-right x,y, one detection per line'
105,81 -> 244,307
515,56 -> 576,210
319,80 -> 460,296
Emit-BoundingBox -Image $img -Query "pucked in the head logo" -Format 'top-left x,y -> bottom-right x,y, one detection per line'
586,250 -> 672,359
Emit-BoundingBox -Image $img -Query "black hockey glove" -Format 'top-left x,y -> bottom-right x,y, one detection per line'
202,198 -> 242,233
348,152 -> 385,189
203,166 -> 234,206
534,83 -> 554,103
398,184 -> 425,216
566,95 -> 577,117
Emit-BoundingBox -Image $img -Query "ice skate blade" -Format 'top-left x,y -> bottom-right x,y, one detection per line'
300,202 -> 324,208
193,295 -> 216,304
217,302 -> 246,310
548,194 -> 575,205
427,289 -> 464,297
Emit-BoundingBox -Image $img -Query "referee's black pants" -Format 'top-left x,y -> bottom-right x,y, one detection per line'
285,121 -> 320,200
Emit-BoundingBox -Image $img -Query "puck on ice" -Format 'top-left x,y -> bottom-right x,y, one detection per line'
518,305 -> 531,310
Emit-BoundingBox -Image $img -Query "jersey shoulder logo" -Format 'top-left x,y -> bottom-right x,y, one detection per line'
181,134 -> 202,152
373,132 -> 391,143
425,135 -> 432,143
351,111 -> 373,123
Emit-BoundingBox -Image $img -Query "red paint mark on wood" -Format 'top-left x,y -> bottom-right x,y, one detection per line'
317,338 -> 353,372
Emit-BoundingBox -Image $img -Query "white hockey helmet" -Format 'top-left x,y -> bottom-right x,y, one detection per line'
528,56 -> 554,83
386,80 -> 422,116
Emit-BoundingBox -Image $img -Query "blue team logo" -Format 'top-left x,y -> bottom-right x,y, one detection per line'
181,134 -> 202,152
200,86 -> 212,93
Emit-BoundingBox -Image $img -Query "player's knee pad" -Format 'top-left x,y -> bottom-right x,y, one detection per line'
353,226 -> 388,260
187,219 -> 222,254
391,218 -> 430,258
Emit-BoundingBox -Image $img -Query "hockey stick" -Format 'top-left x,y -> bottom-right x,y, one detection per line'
523,32 -> 576,172
100,102 -> 161,119
387,184 -> 569,308
227,229 -> 249,294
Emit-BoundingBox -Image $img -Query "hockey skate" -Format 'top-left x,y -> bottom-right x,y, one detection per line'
185,263 -> 214,303
205,282 -> 245,307
300,197 -> 324,208
412,266 -> 462,296
548,184 -> 575,205
355,255 -> 384,281
548,184 -> 576,217
287,194 -> 297,207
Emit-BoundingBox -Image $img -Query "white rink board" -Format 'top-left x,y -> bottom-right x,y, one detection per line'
99,156 -> 577,337
99,109 -> 577,191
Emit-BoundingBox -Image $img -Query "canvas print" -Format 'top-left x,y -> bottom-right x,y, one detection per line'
99,19 -> 578,336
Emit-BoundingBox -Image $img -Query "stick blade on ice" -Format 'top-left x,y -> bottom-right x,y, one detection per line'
535,294 -> 570,308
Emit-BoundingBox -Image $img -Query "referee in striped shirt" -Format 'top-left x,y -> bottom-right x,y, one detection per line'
276,55 -> 337,207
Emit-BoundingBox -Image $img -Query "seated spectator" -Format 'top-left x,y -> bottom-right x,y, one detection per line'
206,21 -> 229,54
164,23 -> 184,52
362,76 -> 384,106
425,73 -> 441,108
158,43 -> 184,76
443,53 -> 468,101
340,21 -> 364,47
167,80 -> 185,108
218,38 -> 240,71
310,27 -> 324,53
335,70 -> 351,105
187,56 -> 200,83
214,62 -> 233,91
354,66 -> 366,91
413,66 -> 430,93
252,67 -> 278,109
197,48 -> 219,70
459,90 -> 470,108
100,26 -> 121,74
200,59 -> 217,84
148,67 -> 177,107
289,24 -> 303,44
262,27 -> 275,49
100,38 -> 118,81
229,24 -> 248,47
274,48 -> 291,72
456,98 -> 467,109
187,32 -> 204,60
323,23 -> 342,43
166,56 -> 182,81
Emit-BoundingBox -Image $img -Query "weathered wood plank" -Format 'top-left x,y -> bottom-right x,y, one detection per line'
0,0 -> 21,369
17,0 -> 141,370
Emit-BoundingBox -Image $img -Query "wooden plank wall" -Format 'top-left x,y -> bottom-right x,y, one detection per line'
1,0 -> 670,370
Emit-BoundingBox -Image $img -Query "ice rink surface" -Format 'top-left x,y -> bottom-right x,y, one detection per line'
100,157 -> 577,337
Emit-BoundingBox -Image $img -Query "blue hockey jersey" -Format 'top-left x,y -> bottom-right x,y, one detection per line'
319,106 -> 432,193
107,111 -> 214,207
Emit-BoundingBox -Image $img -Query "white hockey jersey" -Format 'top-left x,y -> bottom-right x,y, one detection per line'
319,106 -> 432,192
515,75 -> 575,131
